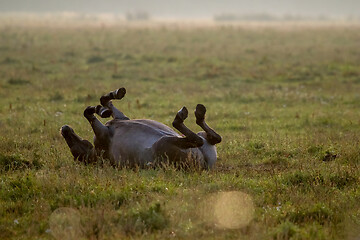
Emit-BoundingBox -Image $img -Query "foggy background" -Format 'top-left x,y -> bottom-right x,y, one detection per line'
0,0 -> 359,20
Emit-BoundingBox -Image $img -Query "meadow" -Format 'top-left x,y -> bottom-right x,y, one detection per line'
0,19 -> 360,239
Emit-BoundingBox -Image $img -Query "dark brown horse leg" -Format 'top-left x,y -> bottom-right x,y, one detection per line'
100,87 -> 126,106
150,106 -> 206,168
95,105 -> 112,118
194,104 -> 222,145
60,125 -> 95,163
171,106 -> 204,148
84,106 -> 111,150
99,87 -> 129,120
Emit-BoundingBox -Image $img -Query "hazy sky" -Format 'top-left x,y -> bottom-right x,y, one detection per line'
0,0 -> 359,17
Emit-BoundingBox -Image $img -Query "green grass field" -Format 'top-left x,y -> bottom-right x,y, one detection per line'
0,19 -> 360,239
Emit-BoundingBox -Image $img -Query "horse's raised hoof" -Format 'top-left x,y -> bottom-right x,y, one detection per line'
195,104 -> 206,124
60,125 -> 74,138
100,87 -> 126,107
114,87 -> 126,100
95,105 -> 112,118
84,106 -> 96,118
175,106 -> 188,123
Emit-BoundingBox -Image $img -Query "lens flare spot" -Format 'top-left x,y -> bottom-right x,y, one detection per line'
200,191 -> 254,229
49,207 -> 83,240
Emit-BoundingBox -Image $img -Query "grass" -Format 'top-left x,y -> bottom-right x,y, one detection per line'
0,19 -> 360,239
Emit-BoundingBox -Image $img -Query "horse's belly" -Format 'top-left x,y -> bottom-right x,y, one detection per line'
109,129 -> 162,167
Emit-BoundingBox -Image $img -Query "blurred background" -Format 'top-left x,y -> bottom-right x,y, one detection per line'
0,0 -> 359,22
1,1 -> 360,240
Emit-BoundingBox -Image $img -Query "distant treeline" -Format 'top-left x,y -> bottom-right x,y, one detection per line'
125,11 -> 150,21
213,13 -> 360,22
1,12 -> 359,22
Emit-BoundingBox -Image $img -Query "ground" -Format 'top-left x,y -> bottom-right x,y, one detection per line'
0,19 -> 360,239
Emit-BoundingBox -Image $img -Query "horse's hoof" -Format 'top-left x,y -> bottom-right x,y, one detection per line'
84,106 -> 96,118
195,104 -> 206,123
177,106 -> 188,122
114,87 -> 126,99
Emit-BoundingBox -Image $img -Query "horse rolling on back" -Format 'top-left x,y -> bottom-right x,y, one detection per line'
61,88 -> 222,169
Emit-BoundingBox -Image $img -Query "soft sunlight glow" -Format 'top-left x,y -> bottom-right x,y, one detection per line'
201,191 -> 255,229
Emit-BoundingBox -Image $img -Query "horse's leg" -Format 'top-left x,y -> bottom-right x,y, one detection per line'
151,136 -> 204,168
151,107 -> 205,168
99,87 -> 129,120
106,101 -> 130,120
194,104 -> 222,145
95,105 -> 112,118
172,106 -> 204,148
100,87 -> 126,106
84,106 -> 111,151
152,106 -> 204,159
60,125 -> 96,163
